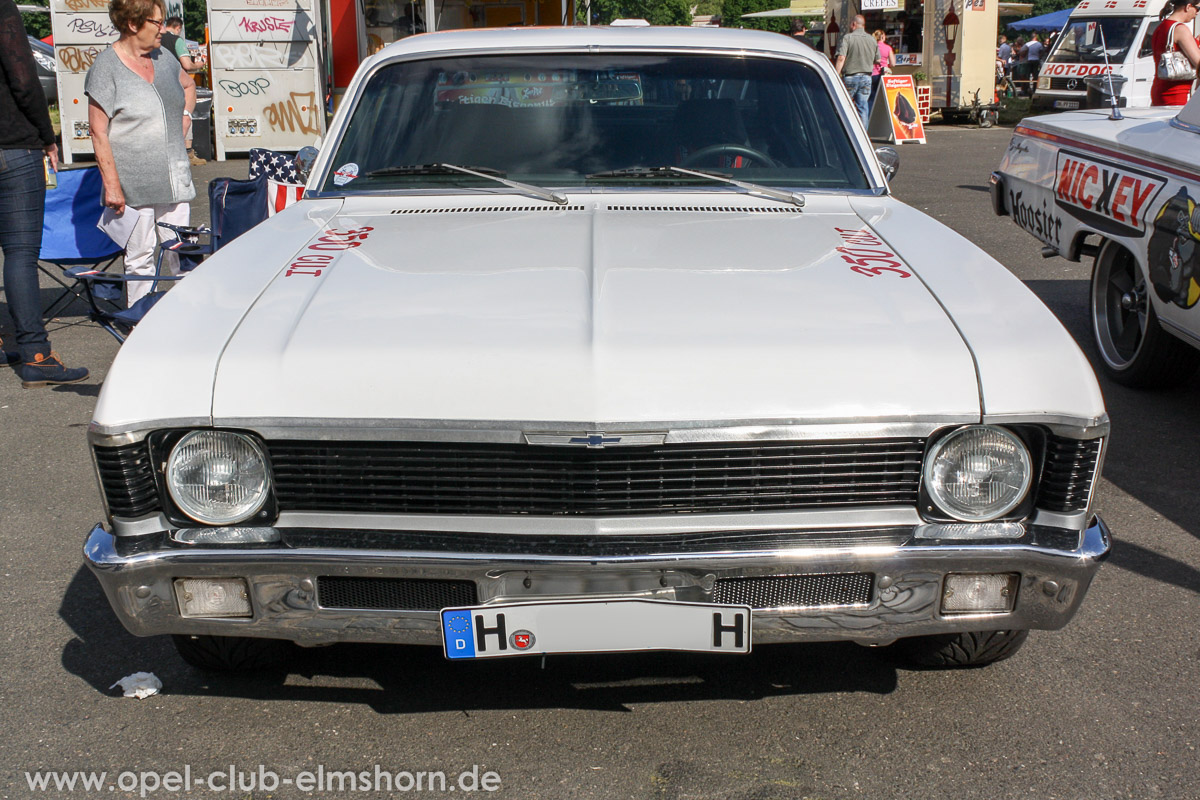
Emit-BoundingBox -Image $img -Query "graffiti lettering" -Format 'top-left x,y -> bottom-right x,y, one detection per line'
57,45 -> 102,73
212,42 -> 313,70
263,92 -> 320,135
62,0 -> 110,10
245,0 -> 293,5
218,77 -> 272,98
237,15 -> 294,33
66,18 -> 118,38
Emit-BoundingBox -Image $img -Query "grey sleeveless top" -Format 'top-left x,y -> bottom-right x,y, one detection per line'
85,46 -> 195,207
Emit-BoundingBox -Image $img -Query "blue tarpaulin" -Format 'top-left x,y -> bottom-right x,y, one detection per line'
1008,7 -> 1074,32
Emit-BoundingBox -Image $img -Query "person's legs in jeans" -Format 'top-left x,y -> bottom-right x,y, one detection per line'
0,148 -> 52,362
845,74 -> 872,127
0,148 -> 88,386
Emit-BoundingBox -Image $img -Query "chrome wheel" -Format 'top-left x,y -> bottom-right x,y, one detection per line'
1091,242 -> 1147,371
1090,241 -> 1200,387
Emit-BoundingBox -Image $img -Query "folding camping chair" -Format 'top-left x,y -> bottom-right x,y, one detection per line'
69,176 -> 268,344
152,173 -> 269,275
155,149 -> 299,271
38,166 -> 123,319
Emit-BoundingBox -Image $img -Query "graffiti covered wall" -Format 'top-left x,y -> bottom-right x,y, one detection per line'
209,0 -> 326,159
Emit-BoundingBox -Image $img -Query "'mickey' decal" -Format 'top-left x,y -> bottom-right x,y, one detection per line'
1054,150 -> 1165,238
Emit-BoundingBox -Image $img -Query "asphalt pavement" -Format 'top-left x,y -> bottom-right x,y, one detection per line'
1,128 -> 1197,800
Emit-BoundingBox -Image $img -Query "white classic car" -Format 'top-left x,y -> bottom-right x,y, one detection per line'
85,26 -> 1110,673
992,94 -> 1200,388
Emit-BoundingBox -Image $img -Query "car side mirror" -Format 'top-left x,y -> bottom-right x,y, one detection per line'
295,146 -> 320,183
875,146 -> 899,182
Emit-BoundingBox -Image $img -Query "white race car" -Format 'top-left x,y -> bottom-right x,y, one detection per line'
85,26 -> 1110,673
993,94 -> 1200,388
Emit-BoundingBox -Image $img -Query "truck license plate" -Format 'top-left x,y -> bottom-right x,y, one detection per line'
441,599 -> 752,659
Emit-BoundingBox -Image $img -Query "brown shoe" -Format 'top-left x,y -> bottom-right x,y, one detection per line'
19,351 -> 88,388
188,149 -> 207,166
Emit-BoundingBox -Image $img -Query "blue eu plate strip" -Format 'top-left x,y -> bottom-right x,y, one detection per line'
442,610 -> 475,659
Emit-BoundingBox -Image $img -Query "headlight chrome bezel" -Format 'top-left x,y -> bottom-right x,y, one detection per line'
164,430 -> 273,526
922,425 -> 1035,523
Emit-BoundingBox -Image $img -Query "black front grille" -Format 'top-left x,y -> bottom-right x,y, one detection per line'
317,576 -> 477,610
268,439 -> 925,517
1037,435 -> 1102,513
93,442 -> 159,517
713,573 -> 874,609
1048,77 -> 1087,91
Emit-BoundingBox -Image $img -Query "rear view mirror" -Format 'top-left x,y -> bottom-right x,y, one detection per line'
875,146 -> 899,182
295,146 -> 320,183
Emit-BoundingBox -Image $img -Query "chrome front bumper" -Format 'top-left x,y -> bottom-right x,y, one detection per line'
84,518 -> 1111,647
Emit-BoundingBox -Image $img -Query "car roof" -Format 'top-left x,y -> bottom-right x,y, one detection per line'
375,25 -> 819,62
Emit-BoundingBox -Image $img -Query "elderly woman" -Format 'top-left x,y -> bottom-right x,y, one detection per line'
86,0 -> 195,304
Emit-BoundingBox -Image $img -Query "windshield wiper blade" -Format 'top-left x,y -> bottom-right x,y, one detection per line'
362,163 -> 567,205
666,166 -> 805,207
364,163 -> 506,178
587,167 -> 681,179
587,166 -> 804,207
434,163 -> 567,205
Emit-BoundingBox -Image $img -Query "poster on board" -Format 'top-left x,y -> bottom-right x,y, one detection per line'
867,75 -> 926,145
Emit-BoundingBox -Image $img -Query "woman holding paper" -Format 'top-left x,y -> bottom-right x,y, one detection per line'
86,0 -> 195,304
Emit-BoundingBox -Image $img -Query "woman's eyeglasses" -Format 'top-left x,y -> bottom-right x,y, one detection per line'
143,18 -> 165,30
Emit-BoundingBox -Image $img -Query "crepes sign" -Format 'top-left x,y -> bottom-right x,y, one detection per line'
1054,150 -> 1165,238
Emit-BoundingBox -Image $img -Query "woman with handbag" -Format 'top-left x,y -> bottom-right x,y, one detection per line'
1151,0 -> 1200,106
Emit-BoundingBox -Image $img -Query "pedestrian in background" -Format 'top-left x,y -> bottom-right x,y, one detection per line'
1025,32 -> 1044,83
835,15 -> 881,127
160,15 -> 206,165
1151,0 -> 1200,106
0,0 -> 89,387
87,0 -> 196,306
790,19 -> 814,49
869,29 -> 895,109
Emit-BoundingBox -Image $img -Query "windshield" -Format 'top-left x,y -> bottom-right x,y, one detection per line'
322,53 -> 870,193
1045,17 -> 1146,64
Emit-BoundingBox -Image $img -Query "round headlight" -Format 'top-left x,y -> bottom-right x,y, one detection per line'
166,431 -> 270,525
924,426 -> 1033,522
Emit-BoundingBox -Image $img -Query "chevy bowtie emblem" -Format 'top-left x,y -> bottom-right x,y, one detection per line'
570,433 -> 622,448
524,431 -> 669,448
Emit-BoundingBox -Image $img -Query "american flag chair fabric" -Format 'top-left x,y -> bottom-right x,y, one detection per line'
248,148 -> 306,217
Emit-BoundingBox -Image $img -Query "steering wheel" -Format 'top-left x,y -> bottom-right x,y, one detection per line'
681,143 -> 779,168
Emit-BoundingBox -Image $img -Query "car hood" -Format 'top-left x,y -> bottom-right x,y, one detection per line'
204,193 -> 981,425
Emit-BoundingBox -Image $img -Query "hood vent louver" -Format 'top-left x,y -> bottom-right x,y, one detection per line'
606,205 -> 802,213
390,205 -> 586,214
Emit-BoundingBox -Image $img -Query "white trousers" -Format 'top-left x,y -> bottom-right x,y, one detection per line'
123,202 -> 190,305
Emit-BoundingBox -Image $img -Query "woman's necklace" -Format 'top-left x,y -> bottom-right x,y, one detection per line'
118,40 -> 154,81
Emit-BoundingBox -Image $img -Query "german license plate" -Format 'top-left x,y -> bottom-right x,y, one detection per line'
1054,100 -> 1080,109
441,599 -> 752,659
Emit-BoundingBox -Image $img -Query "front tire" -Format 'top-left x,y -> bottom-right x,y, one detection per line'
1090,241 -> 1199,388
172,634 -> 292,672
890,629 -> 1029,668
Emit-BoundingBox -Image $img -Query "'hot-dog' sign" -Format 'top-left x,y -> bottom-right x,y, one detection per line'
1054,150 -> 1165,238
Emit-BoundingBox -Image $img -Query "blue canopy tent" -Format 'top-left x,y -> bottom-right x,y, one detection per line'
1008,7 -> 1073,32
